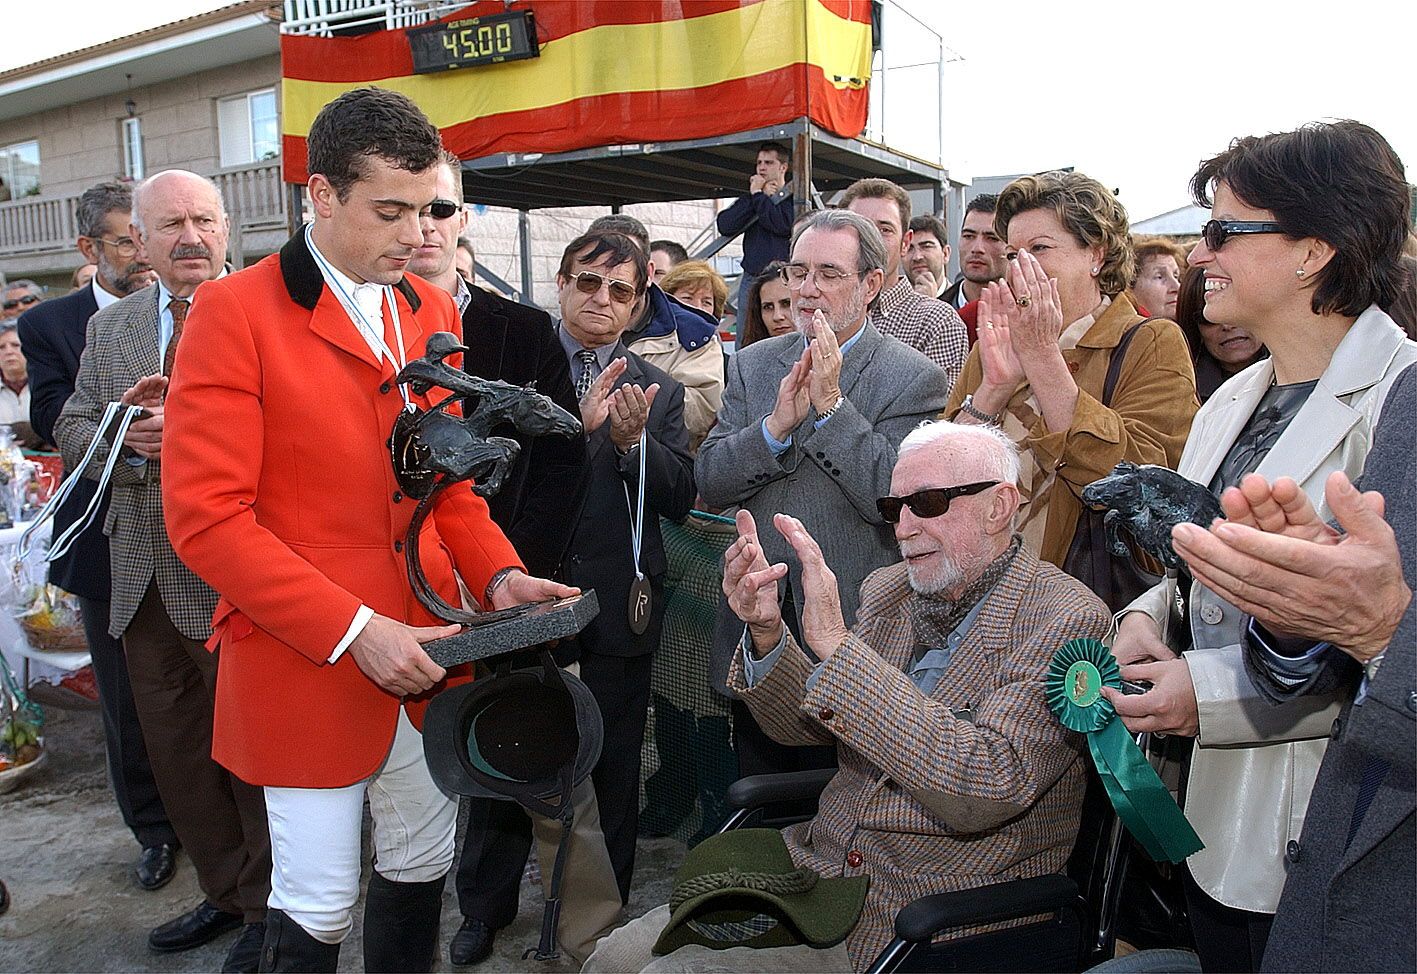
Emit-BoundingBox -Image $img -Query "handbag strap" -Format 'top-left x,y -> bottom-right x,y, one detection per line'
1100,317 -> 1155,407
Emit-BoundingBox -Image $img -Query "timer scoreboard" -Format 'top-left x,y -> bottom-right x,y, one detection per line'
407,10 -> 540,74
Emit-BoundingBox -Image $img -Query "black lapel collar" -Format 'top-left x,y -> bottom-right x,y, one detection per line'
279,227 -> 422,313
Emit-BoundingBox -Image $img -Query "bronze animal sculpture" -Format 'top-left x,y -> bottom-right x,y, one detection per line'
391,333 -> 582,625
1080,462 -> 1224,572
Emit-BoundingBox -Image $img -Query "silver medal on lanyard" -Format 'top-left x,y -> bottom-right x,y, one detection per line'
623,430 -> 651,636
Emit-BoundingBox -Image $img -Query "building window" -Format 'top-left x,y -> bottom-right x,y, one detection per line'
217,88 -> 280,168
122,118 -> 145,181
0,140 -> 40,201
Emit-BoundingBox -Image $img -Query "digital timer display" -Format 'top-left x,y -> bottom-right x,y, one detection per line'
407,10 -> 540,74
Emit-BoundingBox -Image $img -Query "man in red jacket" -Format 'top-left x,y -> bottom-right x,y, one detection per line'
162,87 -> 574,972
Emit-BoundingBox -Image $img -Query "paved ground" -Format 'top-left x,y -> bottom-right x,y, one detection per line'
0,703 -> 684,972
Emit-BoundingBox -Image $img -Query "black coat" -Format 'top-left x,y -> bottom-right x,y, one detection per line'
1249,364 -> 1416,973
562,343 -> 695,659
16,286 -> 111,601
460,285 -> 586,580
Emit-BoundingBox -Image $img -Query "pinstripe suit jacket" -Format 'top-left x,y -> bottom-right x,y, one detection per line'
729,546 -> 1111,970
53,283 -> 217,641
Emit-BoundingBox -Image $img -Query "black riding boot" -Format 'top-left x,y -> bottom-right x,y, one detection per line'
258,909 -> 340,973
362,872 -> 447,974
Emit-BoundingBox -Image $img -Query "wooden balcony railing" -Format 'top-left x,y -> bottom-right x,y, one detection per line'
0,160 -> 288,259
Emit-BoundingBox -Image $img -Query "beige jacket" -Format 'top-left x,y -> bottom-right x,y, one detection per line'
1120,306 -> 1417,912
630,332 -> 724,452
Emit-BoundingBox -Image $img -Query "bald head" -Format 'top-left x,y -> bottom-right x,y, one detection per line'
131,170 -> 229,296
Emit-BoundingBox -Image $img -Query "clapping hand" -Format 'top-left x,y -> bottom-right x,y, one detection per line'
723,510 -> 787,654
970,281 -> 1025,417
765,349 -> 811,442
579,357 -> 628,435
1005,250 -> 1065,360
608,382 -> 660,452
1170,471 -> 1409,662
806,311 -> 844,414
773,513 -> 849,662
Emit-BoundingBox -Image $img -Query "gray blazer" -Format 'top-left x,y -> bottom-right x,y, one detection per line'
53,284 -> 218,642
696,321 -> 950,694
1251,363 -> 1415,973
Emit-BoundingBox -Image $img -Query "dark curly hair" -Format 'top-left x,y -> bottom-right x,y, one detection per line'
306,87 -> 443,201
1190,120 -> 1409,317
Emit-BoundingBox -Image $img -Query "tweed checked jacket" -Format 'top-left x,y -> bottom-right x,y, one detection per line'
729,547 -> 1112,970
872,276 -> 969,392
53,284 -> 217,642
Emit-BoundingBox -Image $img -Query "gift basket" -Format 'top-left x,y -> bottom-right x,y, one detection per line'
0,640 -> 46,794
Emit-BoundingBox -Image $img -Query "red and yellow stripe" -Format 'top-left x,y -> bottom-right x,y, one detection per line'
280,0 -> 872,183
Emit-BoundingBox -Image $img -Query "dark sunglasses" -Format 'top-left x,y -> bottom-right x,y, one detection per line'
425,199 -> 460,220
2,295 -> 40,311
876,480 -> 1000,523
1201,220 -> 1284,251
572,270 -> 639,305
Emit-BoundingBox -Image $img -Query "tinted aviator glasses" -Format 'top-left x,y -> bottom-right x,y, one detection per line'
572,271 -> 639,305
1201,220 -> 1284,251
3,294 -> 40,311
876,481 -> 1000,523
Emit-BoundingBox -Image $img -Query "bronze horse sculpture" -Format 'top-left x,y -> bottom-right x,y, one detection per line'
392,332 -> 582,625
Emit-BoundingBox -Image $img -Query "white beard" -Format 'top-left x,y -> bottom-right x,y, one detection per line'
905,550 -> 967,596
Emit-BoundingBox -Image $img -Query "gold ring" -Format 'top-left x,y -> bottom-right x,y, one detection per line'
1016,295 -> 1031,308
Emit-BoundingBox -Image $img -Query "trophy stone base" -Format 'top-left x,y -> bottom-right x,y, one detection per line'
424,591 -> 599,668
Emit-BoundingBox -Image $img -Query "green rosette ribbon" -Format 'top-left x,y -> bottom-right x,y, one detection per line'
1047,638 -> 1204,864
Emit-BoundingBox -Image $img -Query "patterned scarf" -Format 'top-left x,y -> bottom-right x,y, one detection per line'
906,536 -> 1022,647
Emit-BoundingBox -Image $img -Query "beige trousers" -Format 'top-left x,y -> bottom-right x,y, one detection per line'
530,777 -> 624,963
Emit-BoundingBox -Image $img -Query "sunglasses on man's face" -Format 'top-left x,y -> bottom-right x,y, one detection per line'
1200,219 -> 1284,251
2,295 -> 39,311
876,480 -> 1000,523
571,270 -> 639,305
424,199 -> 461,220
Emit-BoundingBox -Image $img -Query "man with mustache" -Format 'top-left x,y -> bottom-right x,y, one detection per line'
697,208 -> 950,784
53,170 -> 271,972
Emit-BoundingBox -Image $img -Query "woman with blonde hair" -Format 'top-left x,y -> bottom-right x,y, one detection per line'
945,170 -> 1197,608
661,259 -> 727,319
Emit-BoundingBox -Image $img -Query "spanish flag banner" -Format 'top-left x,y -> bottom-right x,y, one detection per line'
280,0 -> 873,184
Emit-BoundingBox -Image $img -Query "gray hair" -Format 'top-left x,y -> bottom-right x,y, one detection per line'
75,181 -> 134,239
131,170 -> 227,235
4,278 -> 41,297
789,208 -> 888,277
898,420 -> 1022,486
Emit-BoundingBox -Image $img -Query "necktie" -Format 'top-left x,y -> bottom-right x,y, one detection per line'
574,349 -> 599,401
163,298 -> 189,377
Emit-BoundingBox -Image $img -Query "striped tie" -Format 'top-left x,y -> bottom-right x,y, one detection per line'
163,298 -> 189,377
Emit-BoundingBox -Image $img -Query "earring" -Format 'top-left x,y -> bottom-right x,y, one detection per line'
1296,268 -> 1307,278
1090,266 -> 1099,277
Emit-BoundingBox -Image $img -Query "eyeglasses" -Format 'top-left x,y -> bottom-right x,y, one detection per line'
876,481 -> 1000,523
424,199 -> 460,220
2,294 -> 40,311
571,270 -> 639,305
1201,220 -> 1285,251
780,263 -> 858,289
92,236 -> 139,257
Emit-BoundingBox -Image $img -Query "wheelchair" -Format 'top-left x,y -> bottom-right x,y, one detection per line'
717,732 -> 1191,973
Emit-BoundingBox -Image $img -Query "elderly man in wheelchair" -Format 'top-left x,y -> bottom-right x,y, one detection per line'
585,421 -> 1114,973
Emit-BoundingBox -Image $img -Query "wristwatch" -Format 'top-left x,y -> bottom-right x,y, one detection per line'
959,394 -> 999,424
816,395 -> 846,423
484,566 -> 518,605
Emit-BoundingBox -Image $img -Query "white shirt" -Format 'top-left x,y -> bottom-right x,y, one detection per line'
91,276 -> 123,311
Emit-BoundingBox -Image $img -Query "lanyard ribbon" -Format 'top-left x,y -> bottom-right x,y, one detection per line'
622,430 -> 647,580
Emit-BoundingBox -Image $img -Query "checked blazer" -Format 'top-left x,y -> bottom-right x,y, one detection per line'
728,547 -> 1112,970
53,284 -> 217,641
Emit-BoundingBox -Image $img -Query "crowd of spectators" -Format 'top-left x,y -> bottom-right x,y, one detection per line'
5,114 -> 1415,974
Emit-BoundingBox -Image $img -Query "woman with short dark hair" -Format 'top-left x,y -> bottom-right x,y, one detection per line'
1111,119 -> 1417,974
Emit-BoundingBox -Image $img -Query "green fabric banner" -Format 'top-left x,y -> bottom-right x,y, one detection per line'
1047,639 -> 1203,864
